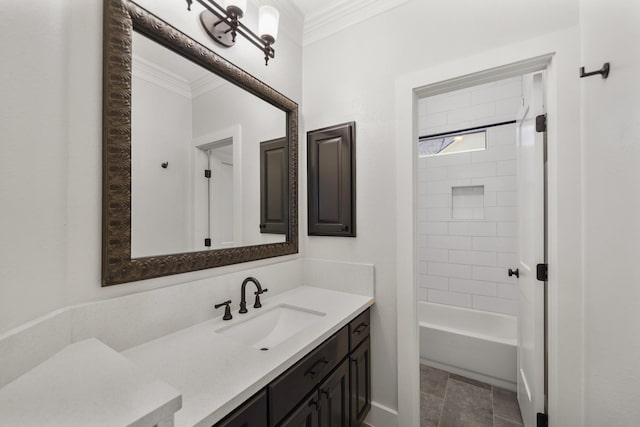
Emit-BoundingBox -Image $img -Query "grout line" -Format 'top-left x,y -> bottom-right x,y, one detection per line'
492,387 -> 525,425
436,373 -> 450,427
491,384 -> 495,427
495,414 -> 525,425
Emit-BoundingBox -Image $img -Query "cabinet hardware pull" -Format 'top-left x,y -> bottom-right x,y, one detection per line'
353,323 -> 368,335
305,358 -> 329,378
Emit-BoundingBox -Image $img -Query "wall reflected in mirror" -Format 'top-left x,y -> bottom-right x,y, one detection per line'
130,31 -> 286,258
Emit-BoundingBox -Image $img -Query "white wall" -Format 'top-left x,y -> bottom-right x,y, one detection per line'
0,0 -> 302,335
303,0 -> 579,422
417,79 -> 522,316
0,0 -> 69,334
581,0 -> 640,424
131,76 -> 192,257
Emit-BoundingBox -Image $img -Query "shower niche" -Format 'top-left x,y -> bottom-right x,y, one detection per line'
451,185 -> 485,220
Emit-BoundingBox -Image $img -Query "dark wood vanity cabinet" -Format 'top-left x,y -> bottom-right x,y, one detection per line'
277,393 -> 319,427
214,308 -> 371,427
214,389 -> 268,427
347,309 -> 371,427
270,327 -> 349,426
349,310 -> 370,352
278,359 -> 350,427
349,337 -> 371,427
318,358 -> 350,427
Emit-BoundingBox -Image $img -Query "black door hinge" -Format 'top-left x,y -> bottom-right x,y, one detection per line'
537,412 -> 548,427
536,264 -> 548,281
204,169 -> 212,178
536,114 -> 547,133
204,238 -> 211,247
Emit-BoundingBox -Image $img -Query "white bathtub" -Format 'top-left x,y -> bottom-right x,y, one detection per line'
419,301 -> 518,390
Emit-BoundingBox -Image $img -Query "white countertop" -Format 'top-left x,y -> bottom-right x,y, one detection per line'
0,338 -> 182,427
123,286 -> 374,427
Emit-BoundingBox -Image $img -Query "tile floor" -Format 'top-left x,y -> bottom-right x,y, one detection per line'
420,364 -> 524,427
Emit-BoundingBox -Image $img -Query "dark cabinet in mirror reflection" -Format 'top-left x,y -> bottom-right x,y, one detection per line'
102,0 -> 298,285
307,122 -> 356,237
260,137 -> 287,235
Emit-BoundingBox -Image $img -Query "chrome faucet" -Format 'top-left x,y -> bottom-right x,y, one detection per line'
239,277 -> 268,314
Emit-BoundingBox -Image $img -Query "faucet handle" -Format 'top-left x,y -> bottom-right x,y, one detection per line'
253,288 -> 268,308
214,300 -> 233,320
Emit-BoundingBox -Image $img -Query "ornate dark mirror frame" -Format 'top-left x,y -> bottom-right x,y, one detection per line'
102,0 -> 298,286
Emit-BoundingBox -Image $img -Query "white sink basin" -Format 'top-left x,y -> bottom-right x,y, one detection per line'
215,305 -> 326,350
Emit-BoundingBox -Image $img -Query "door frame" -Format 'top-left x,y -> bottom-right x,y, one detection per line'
394,28 -> 584,427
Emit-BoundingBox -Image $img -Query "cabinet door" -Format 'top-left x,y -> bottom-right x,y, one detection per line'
277,393 -> 319,427
214,389 -> 267,427
307,122 -> 356,237
350,337 -> 371,427
270,327 -> 349,426
260,137 -> 287,234
318,359 -> 349,427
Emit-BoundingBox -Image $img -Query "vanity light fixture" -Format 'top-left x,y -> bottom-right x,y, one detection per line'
186,0 -> 279,65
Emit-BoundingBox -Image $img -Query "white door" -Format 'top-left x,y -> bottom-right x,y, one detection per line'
516,72 -> 546,426
208,152 -> 235,248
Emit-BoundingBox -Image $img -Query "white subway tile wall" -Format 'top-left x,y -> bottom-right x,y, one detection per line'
417,77 -> 522,316
418,76 -> 523,137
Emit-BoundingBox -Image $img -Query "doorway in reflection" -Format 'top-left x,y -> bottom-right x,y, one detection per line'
200,139 -> 235,250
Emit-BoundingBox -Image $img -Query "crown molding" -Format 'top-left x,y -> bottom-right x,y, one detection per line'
302,0 -> 409,46
132,55 -> 192,98
133,55 -> 227,99
191,73 -> 226,98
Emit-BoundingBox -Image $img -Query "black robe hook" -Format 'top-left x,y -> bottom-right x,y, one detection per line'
580,62 -> 610,79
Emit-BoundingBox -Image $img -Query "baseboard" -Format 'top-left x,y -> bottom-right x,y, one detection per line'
364,401 -> 399,427
420,358 -> 517,391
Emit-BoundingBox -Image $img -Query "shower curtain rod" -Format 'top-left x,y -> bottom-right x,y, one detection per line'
419,120 -> 516,141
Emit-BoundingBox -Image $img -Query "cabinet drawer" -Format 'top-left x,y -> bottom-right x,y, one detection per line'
269,326 -> 349,426
349,309 -> 370,352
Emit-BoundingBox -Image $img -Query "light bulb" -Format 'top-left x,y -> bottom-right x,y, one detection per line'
259,5 -> 279,43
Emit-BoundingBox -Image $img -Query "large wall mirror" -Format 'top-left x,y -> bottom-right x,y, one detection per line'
103,0 -> 298,285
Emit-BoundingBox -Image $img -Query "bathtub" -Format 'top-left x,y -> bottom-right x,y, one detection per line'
419,301 -> 518,390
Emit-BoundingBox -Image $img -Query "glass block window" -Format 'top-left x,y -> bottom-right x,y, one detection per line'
418,130 -> 486,157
